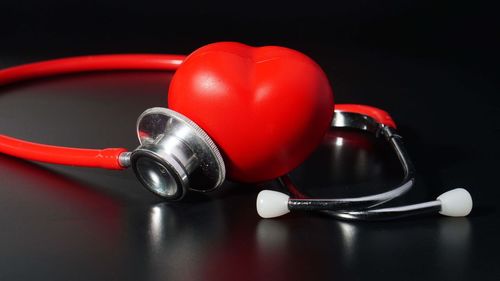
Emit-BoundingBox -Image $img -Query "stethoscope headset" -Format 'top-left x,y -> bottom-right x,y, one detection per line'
0,42 -> 472,220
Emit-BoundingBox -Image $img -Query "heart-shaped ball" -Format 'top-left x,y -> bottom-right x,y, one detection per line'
168,42 -> 334,182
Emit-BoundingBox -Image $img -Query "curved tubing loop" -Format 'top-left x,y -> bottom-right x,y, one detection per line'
0,54 -> 186,169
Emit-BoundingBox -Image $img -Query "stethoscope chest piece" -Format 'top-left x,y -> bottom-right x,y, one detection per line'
130,107 -> 226,200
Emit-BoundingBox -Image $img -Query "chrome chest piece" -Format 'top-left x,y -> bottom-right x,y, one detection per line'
124,107 -> 225,200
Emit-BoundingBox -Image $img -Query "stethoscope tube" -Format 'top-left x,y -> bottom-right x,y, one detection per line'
0,54 -> 185,170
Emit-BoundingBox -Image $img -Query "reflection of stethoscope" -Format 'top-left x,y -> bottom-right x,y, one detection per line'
0,42 -> 472,220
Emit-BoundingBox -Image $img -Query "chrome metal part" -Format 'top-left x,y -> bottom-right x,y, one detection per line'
283,110 -> 421,220
328,200 -> 442,220
332,111 -> 381,133
118,151 -> 132,168
130,107 -> 226,200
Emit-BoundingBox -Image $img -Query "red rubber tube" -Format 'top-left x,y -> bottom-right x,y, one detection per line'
0,135 -> 129,169
0,54 -> 186,169
0,54 -> 185,86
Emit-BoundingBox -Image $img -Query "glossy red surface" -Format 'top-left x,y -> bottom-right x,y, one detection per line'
168,42 -> 334,182
0,44 -> 335,178
0,135 -> 127,169
0,54 -> 185,86
335,104 -> 397,128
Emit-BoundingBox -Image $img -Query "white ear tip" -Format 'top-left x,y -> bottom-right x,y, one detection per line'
437,188 -> 473,217
256,190 -> 290,218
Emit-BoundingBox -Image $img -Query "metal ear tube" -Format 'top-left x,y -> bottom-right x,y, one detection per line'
256,108 -> 473,220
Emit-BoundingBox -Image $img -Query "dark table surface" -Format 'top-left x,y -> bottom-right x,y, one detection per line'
0,1 -> 499,280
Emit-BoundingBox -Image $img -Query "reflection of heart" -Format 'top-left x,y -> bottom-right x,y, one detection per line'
168,42 -> 334,182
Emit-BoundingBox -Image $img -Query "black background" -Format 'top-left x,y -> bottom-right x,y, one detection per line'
0,1 -> 499,280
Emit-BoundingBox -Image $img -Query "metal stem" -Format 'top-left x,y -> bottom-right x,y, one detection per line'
284,111 -> 428,220
326,200 -> 442,220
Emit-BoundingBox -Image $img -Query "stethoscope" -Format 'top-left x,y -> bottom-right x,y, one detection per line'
0,42 -> 472,220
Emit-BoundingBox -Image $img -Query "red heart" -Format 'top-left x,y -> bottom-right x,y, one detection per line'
168,42 -> 334,182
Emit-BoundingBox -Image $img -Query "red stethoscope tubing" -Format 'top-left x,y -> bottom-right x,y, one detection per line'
0,54 -> 396,170
0,54 -> 186,169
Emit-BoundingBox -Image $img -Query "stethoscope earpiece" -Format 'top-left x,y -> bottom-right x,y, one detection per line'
437,188 -> 473,217
127,107 -> 226,200
256,190 -> 291,218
